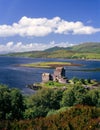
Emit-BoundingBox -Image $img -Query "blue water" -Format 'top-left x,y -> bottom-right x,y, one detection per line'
0,56 -> 100,94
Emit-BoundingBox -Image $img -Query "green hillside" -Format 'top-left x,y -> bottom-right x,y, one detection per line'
44,46 -> 65,52
44,42 -> 100,53
68,42 -> 100,53
6,42 -> 100,59
8,51 -> 49,58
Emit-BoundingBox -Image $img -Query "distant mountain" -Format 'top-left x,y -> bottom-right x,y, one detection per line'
44,46 -> 65,52
44,42 -> 100,53
66,42 -> 100,53
5,42 -> 100,59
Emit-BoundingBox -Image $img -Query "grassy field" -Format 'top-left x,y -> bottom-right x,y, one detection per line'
42,81 -> 68,88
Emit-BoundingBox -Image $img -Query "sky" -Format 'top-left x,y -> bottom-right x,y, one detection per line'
0,0 -> 100,53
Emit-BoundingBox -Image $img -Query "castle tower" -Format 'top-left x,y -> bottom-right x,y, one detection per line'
42,73 -> 53,83
54,67 -> 65,78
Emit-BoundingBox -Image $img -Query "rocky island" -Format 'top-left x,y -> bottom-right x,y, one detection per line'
20,61 -> 82,68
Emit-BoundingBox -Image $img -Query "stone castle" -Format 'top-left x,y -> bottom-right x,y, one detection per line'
42,67 -> 68,84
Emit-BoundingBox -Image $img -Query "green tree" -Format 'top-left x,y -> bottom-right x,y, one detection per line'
0,85 -> 11,119
0,85 -> 25,120
10,88 -> 25,119
80,78 -> 86,84
61,85 -> 88,107
87,90 -> 100,107
71,77 -> 79,84
24,88 -> 63,118
73,85 -> 88,105
60,89 -> 75,107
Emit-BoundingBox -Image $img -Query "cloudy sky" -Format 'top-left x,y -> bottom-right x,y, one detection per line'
0,0 -> 100,53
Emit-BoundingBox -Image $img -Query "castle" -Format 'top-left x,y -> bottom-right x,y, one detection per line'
42,67 -> 68,84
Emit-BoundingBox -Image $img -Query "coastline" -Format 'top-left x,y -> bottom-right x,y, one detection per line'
0,55 -> 100,61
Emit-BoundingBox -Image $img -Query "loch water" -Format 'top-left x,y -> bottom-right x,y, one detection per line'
0,56 -> 100,94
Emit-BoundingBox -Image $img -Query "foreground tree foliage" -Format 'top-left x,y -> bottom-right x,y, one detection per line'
0,105 -> 100,130
60,85 -> 88,107
0,81 -> 100,129
86,89 -> 100,107
24,88 -> 63,119
0,85 -> 25,120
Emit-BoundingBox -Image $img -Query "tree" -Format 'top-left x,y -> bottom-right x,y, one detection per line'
0,85 -> 25,120
10,88 -> 25,119
0,84 -> 11,119
61,85 -> 88,107
87,90 -> 100,107
60,89 -> 75,107
80,78 -> 86,84
73,85 -> 88,105
71,77 -> 79,84
24,88 -> 63,118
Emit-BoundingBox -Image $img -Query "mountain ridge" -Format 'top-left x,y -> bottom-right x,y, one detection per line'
44,42 -> 100,53
5,42 -> 100,59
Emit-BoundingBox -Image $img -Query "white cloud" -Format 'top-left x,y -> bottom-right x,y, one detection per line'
0,16 -> 100,37
0,41 -> 74,53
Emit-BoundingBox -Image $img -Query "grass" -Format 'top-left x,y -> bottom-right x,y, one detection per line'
29,79 -> 99,90
27,81 -> 69,90
26,76 -> 100,91
42,81 -> 68,88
